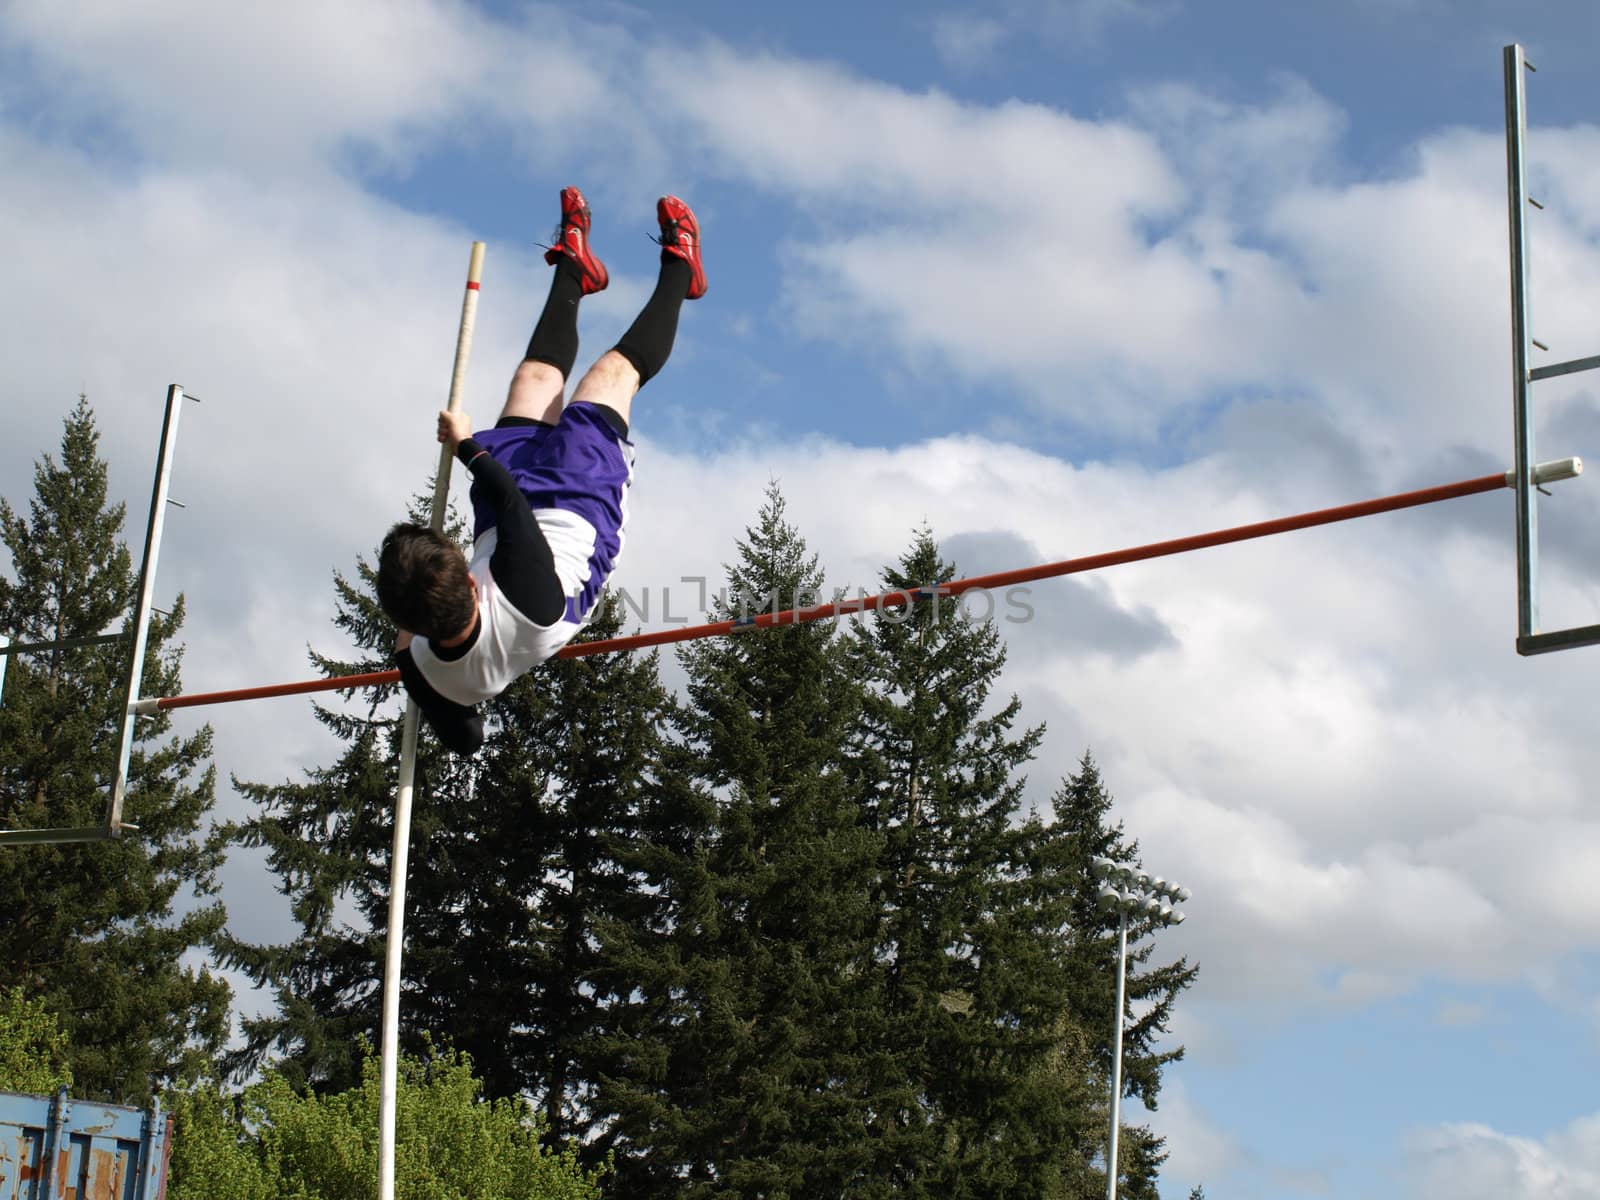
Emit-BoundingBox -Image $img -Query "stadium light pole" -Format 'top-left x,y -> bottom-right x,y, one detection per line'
1091,855 -> 1190,1200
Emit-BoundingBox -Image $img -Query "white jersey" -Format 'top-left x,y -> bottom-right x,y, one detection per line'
408,515 -> 599,706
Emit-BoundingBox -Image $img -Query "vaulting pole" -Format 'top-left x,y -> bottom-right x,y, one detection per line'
379,241 -> 484,1200
134,458 -> 1583,715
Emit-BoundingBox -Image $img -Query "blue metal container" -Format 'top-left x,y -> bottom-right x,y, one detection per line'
0,1089 -> 170,1200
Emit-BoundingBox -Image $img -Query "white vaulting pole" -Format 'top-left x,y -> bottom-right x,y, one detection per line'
379,241 -> 485,1200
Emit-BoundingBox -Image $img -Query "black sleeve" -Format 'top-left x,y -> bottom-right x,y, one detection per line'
458,438 -> 566,625
395,646 -> 484,755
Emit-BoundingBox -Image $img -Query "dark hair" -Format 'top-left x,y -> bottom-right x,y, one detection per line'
376,522 -> 475,640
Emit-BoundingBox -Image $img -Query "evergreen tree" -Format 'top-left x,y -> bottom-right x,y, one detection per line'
843,528 -> 1077,1197
222,498 -> 679,1137
1018,752 -> 1199,1198
218,498 -> 476,1092
602,484 -> 882,1197
0,397 -> 231,1103
405,593 -> 679,1149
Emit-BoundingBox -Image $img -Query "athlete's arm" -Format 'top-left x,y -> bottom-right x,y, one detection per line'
395,644 -> 484,755
455,436 -> 566,625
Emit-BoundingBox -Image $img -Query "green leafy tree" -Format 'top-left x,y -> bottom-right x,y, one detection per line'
0,397 -> 231,1103
167,1043 -> 605,1200
164,1083 -> 272,1200
0,985 -> 73,1094
602,484 -> 882,1197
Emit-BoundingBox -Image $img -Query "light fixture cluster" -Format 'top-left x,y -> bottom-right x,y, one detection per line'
1090,856 -> 1190,925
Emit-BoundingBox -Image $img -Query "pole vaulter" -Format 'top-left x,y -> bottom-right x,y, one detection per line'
135,455 -> 1584,719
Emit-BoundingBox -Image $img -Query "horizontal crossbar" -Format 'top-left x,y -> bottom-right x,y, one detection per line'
0,632 -> 129,656
129,461 -> 1585,713
1530,353 -> 1600,381
1517,624 -> 1600,655
0,825 -> 130,846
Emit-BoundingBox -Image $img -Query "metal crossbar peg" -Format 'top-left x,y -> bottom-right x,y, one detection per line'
1503,457 -> 1582,487
1532,339 -> 1550,350
166,498 -> 187,508
1529,198 -> 1546,210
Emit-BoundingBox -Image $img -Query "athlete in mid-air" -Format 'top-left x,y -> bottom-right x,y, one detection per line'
376,187 -> 706,753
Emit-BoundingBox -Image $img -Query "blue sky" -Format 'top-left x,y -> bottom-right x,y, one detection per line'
3,2 -> 1600,1197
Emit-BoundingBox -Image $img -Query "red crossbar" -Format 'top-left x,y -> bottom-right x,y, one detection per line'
147,470 -> 1509,712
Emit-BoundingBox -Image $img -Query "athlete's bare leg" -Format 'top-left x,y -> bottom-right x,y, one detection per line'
501,361 -> 566,424
569,351 -> 640,429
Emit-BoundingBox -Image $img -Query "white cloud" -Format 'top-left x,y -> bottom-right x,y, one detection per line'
930,0 -> 1178,71
3,0 -> 489,169
1405,1114 -> 1600,1200
0,0 -> 635,179
1142,1077 -> 1245,1192
930,14 -> 1009,73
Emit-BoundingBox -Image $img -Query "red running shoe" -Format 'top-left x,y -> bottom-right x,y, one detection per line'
543,186 -> 608,295
655,194 -> 706,300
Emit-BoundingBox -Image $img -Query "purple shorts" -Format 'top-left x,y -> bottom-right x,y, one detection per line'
469,402 -> 634,620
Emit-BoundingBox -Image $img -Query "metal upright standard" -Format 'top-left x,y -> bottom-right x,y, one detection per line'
1504,43 -> 1600,654
1090,857 -> 1189,1200
378,240 -> 485,1200
0,385 -> 193,847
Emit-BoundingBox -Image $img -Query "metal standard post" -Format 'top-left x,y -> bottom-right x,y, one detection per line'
108,384 -> 188,835
1106,911 -> 1129,1200
1504,43 -> 1538,642
0,634 -> 8,707
379,240 -> 484,1200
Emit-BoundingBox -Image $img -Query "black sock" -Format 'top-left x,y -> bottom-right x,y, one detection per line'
614,257 -> 692,386
524,259 -> 584,379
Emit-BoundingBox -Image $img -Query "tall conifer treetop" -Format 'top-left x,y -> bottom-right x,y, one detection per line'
0,397 -> 230,1103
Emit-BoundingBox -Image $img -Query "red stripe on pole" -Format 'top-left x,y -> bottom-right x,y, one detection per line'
466,282 -> 480,290
150,471 -> 1509,711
